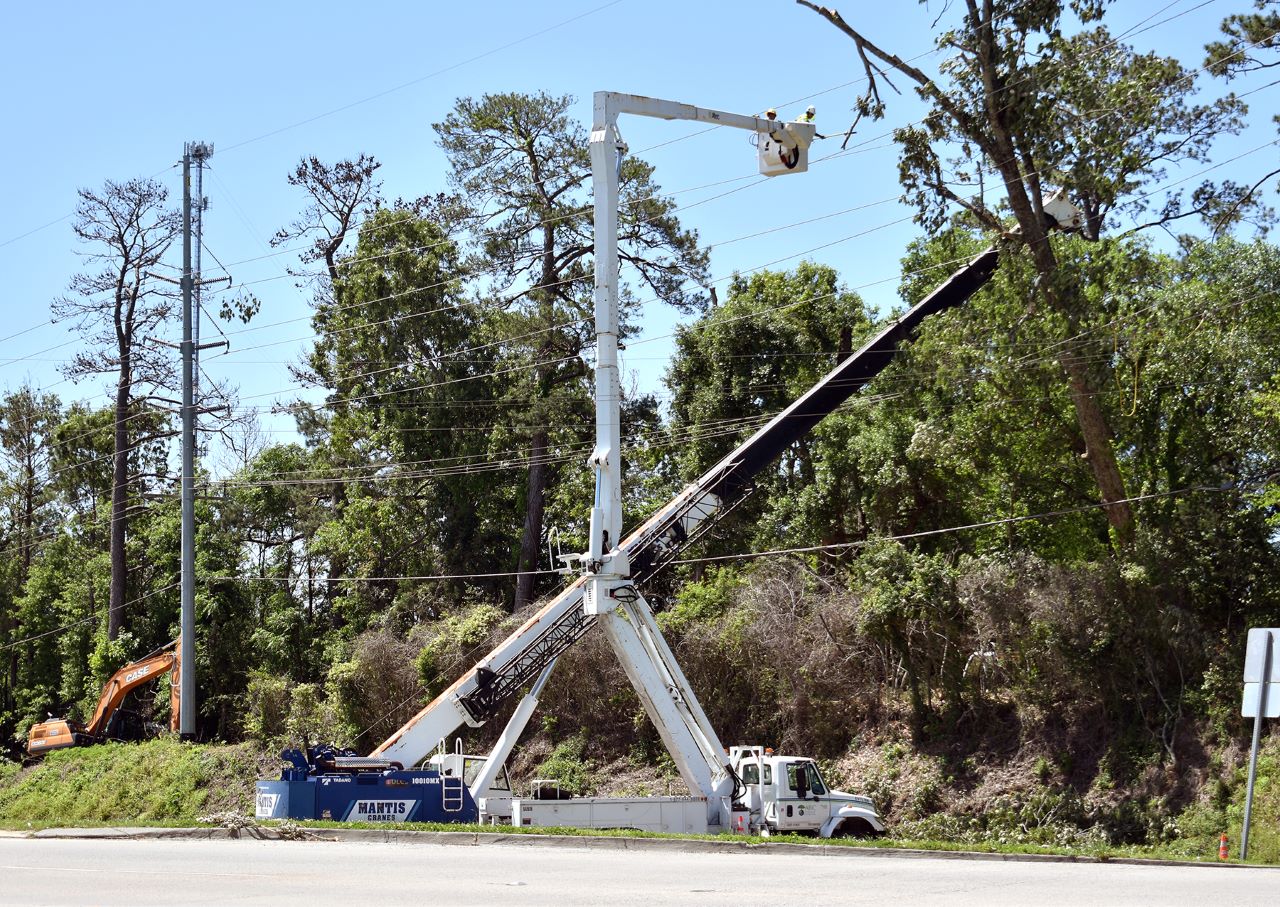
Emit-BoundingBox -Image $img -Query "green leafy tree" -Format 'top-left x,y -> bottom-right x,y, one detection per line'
798,0 -> 1251,546
1206,1 -> 1280,78
0,387 -> 62,725
275,154 -> 384,614
434,91 -> 709,609
666,263 -> 872,560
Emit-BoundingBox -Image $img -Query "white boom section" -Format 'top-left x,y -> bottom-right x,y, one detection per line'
584,92 -> 813,586
584,94 -> 804,826
371,481 -> 722,765
371,583 -> 585,762
597,589 -> 734,826
470,661 -> 555,803
379,95 -> 812,811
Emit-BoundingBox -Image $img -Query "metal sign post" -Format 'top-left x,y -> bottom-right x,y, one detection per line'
1241,627 -> 1279,860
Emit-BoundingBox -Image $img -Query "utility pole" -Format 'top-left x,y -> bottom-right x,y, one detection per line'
177,141 -> 220,741
179,145 -> 196,740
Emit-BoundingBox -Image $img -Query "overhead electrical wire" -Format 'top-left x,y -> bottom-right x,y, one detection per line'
17,263 -> 1270,514
0,0 -> 627,266
202,38 -> 1280,397
668,470 -> 1280,567
9,0 -> 1273,658
0,581 -> 182,651
2,2 -> 1260,377
2,7 -> 1269,472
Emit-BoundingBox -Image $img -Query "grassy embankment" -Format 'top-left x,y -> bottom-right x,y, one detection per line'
0,739 -> 271,827
0,738 -> 1277,865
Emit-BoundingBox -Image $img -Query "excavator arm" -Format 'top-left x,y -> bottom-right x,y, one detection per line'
84,639 -> 181,738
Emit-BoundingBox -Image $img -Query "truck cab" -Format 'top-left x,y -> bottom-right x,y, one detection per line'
729,746 -> 884,838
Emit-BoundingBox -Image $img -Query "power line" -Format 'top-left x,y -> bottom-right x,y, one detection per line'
0,1 -> 627,262
206,27 -> 1280,390
668,470 -> 1279,567
0,581 -> 181,651
216,1 -> 629,156
203,568 -> 563,584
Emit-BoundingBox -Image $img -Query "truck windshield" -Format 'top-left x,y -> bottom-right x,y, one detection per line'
739,763 -> 773,785
463,757 -> 511,791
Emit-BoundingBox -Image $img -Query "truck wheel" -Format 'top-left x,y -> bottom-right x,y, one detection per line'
834,818 -> 880,838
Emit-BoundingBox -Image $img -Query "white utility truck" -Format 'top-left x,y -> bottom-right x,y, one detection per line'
507,747 -> 882,837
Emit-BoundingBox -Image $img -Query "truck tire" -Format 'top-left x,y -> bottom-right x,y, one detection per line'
833,818 -> 880,838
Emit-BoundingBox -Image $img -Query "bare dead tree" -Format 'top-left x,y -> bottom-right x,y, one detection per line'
273,155 -> 383,302
52,178 -> 180,639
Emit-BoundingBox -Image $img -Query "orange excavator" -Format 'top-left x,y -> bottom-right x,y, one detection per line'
26,639 -> 180,757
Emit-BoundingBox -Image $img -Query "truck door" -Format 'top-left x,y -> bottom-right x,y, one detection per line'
777,760 -> 826,832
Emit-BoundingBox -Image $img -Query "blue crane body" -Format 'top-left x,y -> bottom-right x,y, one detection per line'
256,747 -> 477,823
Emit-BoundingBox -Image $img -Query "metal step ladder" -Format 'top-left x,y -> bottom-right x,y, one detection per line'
441,775 -> 465,813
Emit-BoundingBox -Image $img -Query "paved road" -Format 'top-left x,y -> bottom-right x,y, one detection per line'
0,837 -> 1277,906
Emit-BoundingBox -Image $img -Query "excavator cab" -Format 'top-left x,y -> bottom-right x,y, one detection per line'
26,639 -> 181,757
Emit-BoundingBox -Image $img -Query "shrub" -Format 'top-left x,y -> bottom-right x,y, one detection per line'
532,733 -> 593,795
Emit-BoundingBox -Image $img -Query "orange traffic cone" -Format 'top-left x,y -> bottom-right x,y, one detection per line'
1219,833 -> 1229,861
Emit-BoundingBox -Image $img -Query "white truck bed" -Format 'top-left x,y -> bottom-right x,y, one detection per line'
512,796 -> 710,834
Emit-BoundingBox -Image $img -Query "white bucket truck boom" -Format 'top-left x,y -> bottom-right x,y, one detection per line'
360,93 -> 1085,837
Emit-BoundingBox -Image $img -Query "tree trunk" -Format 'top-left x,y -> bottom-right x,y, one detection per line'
108,370 -> 130,641
1024,234 -> 1136,546
1060,354 -> 1135,544
513,217 -> 561,613
21,446 -> 35,579
514,427 -> 549,611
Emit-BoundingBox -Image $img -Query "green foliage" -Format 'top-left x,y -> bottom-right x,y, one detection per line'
416,601 -> 510,699
241,671 -> 344,749
0,740 -> 270,823
1205,1 -> 1280,80
665,263 -> 872,563
658,568 -> 743,634
5,12 -> 1280,856
1171,736 -> 1280,864
533,733 -> 592,796
240,672 -> 291,743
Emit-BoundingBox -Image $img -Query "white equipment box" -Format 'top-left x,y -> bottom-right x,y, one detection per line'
512,796 -> 710,834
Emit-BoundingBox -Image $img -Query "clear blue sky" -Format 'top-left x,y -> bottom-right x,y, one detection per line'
1,0 -> 1276,473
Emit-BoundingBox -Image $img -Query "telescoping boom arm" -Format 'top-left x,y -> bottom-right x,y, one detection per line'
371,241 -> 1025,769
